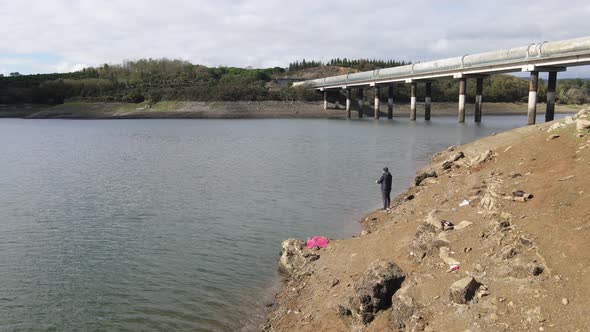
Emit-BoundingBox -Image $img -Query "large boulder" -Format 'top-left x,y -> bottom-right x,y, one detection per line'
278,239 -> 319,276
348,260 -> 406,324
576,119 -> 590,131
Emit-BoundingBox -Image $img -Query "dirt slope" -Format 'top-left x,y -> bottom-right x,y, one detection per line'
264,111 -> 590,331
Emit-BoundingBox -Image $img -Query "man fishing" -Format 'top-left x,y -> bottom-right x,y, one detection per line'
376,167 -> 392,211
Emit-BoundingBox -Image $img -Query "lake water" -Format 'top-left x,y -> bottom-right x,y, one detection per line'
0,116 -> 544,331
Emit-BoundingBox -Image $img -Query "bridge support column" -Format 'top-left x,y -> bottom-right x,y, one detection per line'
374,86 -> 380,119
546,71 -> 557,122
345,89 -> 351,118
410,82 -> 417,121
458,77 -> 466,123
323,91 -> 328,110
388,85 -> 394,119
358,88 -> 364,118
335,99 -> 340,109
475,77 -> 483,123
527,71 -> 539,125
424,82 -> 432,121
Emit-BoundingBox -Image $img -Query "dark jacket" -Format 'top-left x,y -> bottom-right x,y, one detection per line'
377,171 -> 392,192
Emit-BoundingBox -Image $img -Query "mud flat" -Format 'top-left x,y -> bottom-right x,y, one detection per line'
0,101 -> 581,119
264,110 -> 590,331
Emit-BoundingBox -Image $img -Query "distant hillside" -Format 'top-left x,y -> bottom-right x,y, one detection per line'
1,58 -> 589,106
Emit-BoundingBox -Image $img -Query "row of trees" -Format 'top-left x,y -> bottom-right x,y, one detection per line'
287,58 -> 408,72
1,58 -> 589,105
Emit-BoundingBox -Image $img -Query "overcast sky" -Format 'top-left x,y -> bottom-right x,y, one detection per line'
2,0 -> 590,77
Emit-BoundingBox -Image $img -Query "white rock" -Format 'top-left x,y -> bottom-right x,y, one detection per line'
564,116 -> 575,125
547,122 -> 566,132
576,119 -> 590,131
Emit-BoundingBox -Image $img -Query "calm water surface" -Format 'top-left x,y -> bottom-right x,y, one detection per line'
0,116 -> 543,331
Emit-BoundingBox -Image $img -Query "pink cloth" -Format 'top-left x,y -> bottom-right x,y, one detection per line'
306,236 -> 329,249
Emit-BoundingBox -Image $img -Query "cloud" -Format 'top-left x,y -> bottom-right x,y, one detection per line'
1,0 -> 590,77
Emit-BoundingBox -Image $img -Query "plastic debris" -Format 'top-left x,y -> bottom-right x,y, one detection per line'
449,264 -> 460,272
441,220 -> 454,230
306,236 -> 329,249
459,199 -> 470,207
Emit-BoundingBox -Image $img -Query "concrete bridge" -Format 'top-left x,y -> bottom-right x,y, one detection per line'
294,36 -> 590,124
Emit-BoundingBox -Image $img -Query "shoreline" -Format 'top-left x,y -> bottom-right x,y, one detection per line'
0,101 -> 583,120
263,110 -> 590,331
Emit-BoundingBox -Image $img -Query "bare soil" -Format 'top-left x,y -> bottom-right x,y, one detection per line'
0,101 -> 581,119
264,115 -> 590,331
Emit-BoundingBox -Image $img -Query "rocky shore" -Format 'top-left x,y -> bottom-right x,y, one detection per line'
0,101 -> 581,119
263,110 -> 590,331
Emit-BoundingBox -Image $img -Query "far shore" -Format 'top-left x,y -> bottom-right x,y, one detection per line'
0,101 -> 583,120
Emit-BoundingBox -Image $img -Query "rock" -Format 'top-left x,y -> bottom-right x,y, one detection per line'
547,134 -> 560,140
347,260 -> 405,324
415,171 -> 438,186
562,298 -> 569,306
278,239 -> 319,276
547,122 -> 566,132
390,293 -> 420,331
331,278 -> 340,287
498,245 -> 519,260
454,220 -> 473,230
405,194 -> 415,201
564,116 -> 575,125
576,109 -> 589,118
558,175 -> 575,181
439,246 -> 460,265
449,277 -> 480,304
337,305 -> 351,317
527,263 -> 544,276
576,119 -> 590,131
360,229 -> 370,236
470,149 -> 493,166
410,222 -> 447,262
447,146 -> 456,152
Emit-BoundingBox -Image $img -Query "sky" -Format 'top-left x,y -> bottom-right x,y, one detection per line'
2,0 -> 590,77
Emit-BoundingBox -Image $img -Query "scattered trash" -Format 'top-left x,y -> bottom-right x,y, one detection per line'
459,199 -> 470,207
510,190 -> 534,202
504,146 -> 513,152
558,175 -> 575,181
512,190 -> 525,197
441,220 -> 454,230
449,264 -> 460,272
306,236 -> 329,249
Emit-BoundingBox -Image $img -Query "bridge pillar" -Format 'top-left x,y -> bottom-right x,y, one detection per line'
374,86 -> 380,119
424,82 -> 432,121
410,82 -> 417,121
388,85 -> 394,119
458,77 -> 466,123
335,99 -> 340,109
527,71 -> 539,125
323,91 -> 328,110
345,89 -> 351,118
475,77 -> 483,122
546,71 -> 557,122
358,88 -> 364,118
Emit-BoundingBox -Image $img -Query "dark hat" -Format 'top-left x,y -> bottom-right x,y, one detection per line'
383,167 -> 389,172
